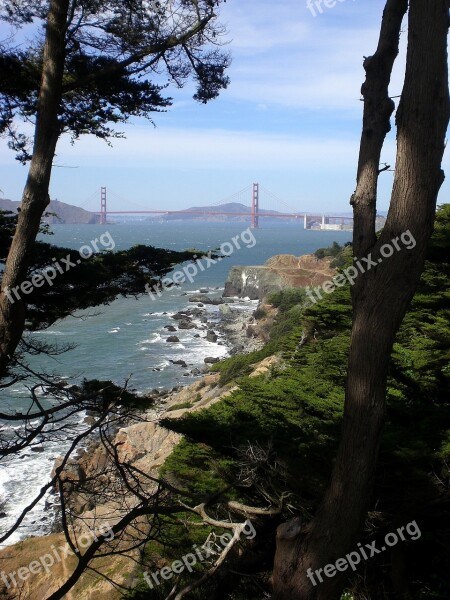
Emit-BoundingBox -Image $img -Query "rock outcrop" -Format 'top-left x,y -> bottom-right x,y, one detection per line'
223,253 -> 336,299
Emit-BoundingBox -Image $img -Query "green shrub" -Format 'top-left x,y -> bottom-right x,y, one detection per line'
314,240 -> 342,259
74,378 -> 153,410
166,401 -> 193,412
253,306 -> 267,320
211,345 -> 275,385
267,288 -> 307,313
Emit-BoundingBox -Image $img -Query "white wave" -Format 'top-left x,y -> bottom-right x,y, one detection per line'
0,412 -> 87,547
0,469 -> 10,498
158,360 -> 171,368
137,333 -> 162,344
10,387 -> 29,395
33,330 -> 65,336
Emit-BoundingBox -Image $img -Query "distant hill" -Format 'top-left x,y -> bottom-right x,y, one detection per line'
152,202 -> 291,222
0,198 -> 97,224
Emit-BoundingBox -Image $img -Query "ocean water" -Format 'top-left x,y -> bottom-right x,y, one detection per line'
0,222 -> 352,545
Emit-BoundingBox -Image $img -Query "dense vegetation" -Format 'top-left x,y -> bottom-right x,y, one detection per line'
314,240 -> 352,268
128,205 -> 450,599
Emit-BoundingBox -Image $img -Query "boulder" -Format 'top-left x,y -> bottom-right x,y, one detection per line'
204,356 -> 220,364
172,311 -> 190,320
246,325 -> 257,338
206,331 -> 218,343
164,325 -> 177,332
219,303 -> 232,316
166,336 -> 180,343
178,320 -> 196,330
188,294 -> 212,303
170,359 -> 188,368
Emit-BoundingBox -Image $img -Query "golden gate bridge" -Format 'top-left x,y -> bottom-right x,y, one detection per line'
80,183 -> 353,230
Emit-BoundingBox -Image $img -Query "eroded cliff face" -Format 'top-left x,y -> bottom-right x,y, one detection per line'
223,266 -> 284,299
223,254 -> 336,299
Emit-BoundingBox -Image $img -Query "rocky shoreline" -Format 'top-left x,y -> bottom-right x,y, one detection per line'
162,290 -> 261,371
121,294 -> 263,422
52,293 -> 262,520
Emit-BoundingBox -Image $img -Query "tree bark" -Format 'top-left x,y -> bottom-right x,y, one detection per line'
271,1 -> 449,598
0,0 -> 69,375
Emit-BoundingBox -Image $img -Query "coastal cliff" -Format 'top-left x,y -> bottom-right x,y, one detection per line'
223,253 -> 336,299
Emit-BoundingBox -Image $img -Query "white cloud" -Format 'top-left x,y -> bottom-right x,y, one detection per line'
219,0 -> 407,111
53,125 -> 388,172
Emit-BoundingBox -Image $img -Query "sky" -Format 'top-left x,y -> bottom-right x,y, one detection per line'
0,0 -> 448,214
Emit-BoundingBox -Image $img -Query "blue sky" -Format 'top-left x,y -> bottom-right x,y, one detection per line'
0,0 -> 448,213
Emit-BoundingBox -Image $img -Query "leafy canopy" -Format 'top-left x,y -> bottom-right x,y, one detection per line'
0,0 -> 230,161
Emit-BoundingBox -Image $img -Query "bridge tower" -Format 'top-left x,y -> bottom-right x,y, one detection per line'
100,187 -> 107,224
251,183 -> 259,229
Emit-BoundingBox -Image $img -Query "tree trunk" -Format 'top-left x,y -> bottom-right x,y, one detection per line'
271,1 -> 449,598
0,0 -> 69,375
